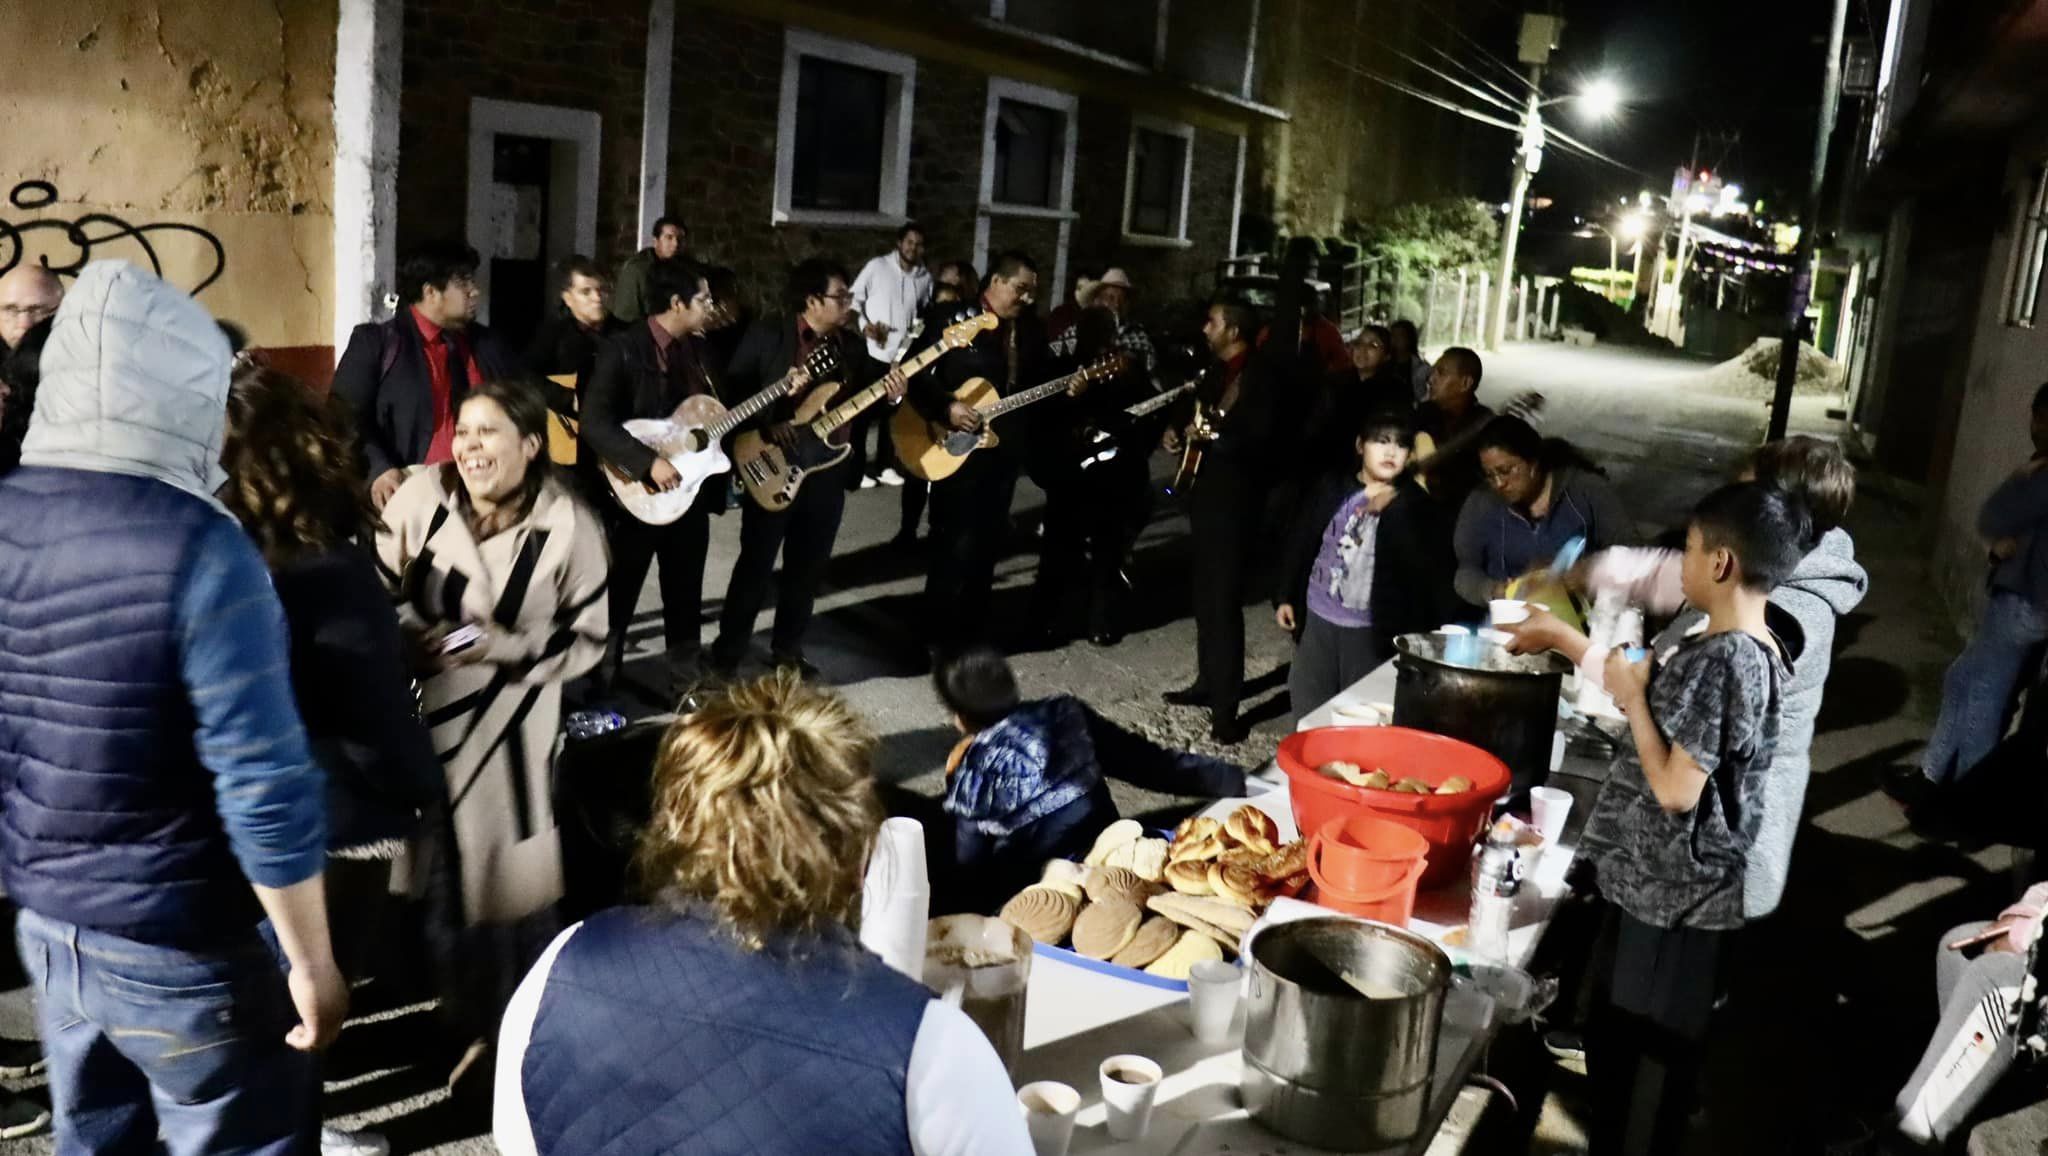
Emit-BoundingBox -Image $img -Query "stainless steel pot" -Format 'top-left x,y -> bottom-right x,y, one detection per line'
1392,633 -> 1573,802
1241,917 -> 1453,1149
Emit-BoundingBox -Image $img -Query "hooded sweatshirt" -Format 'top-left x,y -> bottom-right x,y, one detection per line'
1453,465 -> 1634,606
1581,526 -> 1869,918
0,261 -> 325,940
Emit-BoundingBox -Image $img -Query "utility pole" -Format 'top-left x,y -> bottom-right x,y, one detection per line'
1489,14 -> 1560,350
1768,0 -> 1852,440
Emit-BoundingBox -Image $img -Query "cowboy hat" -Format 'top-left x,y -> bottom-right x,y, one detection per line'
1076,267 -> 1134,308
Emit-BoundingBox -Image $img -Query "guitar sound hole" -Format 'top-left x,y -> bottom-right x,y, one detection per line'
684,428 -> 709,454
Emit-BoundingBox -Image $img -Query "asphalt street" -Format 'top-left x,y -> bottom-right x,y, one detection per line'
0,342 -> 1974,1154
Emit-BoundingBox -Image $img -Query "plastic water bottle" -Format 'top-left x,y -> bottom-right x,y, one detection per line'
565,709 -> 628,742
1470,821 -> 1521,963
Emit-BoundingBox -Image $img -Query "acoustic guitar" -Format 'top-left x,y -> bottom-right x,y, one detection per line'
893,353 -> 1129,483
1167,400 -> 1221,495
600,344 -> 838,525
732,312 -> 997,511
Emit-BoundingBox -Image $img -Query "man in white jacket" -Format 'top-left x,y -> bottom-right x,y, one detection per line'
848,223 -> 931,487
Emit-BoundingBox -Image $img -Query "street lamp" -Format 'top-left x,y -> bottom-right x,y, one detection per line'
1577,77 -> 1624,120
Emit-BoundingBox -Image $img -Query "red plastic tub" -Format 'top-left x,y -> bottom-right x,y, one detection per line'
1277,726 -> 1512,887
1306,850 -> 1427,926
1308,815 -> 1429,893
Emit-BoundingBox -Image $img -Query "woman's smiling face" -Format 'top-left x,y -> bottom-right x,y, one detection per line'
453,396 -> 538,506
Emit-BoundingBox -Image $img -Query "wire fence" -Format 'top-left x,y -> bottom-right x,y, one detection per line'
1218,255 -> 1561,349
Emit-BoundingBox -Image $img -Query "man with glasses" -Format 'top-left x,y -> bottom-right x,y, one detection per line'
904,250 -> 1056,653
710,259 -> 905,681
0,266 -> 62,357
332,240 -> 522,509
1412,345 -> 1495,516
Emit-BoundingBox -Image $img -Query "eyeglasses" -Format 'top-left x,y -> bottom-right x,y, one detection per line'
0,303 -> 56,321
1482,461 -> 1528,484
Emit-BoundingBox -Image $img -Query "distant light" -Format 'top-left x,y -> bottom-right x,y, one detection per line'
1619,212 -> 1648,240
1579,78 -> 1623,119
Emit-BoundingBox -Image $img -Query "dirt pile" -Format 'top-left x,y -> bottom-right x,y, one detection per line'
1694,338 -> 1844,399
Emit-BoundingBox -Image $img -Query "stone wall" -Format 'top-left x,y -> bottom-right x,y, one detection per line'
0,0 -> 337,351
396,0 -> 649,268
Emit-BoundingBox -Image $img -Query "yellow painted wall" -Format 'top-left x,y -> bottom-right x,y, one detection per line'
0,0 -> 337,349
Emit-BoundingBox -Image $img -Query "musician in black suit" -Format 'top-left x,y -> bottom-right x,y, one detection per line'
526,255 -> 626,387
331,239 -> 522,509
582,258 -> 725,690
709,259 -> 906,680
1162,300 -> 1280,744
904,251 -> 1060,654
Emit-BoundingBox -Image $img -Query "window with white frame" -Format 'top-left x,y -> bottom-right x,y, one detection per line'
774,30 -> 914,226
1123,119 -> 1194,242
993,98 -> 1067,209
2008,165 -> 2048,327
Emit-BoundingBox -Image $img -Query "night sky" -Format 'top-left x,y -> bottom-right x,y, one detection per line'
1508,0 -> 1867,220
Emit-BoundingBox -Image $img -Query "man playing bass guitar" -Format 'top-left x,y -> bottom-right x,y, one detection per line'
1161,299 -> 1279,744
709,259 -> 905,680
581,259 -> 727,693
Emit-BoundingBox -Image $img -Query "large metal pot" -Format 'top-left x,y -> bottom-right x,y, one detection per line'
1392,633 -> 1572,802
1241,917 -> 1452,1149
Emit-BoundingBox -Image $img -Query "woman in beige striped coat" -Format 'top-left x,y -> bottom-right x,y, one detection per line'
374,379 -> 608,1065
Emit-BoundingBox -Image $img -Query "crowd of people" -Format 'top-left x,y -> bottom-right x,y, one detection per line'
2,191 -> 2044,1156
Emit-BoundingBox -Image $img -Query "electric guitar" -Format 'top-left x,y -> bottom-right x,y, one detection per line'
732,312 -> 998,511
893,353 -> 1130,483
1075,382 -> 1195,470
600,344 -> 838,525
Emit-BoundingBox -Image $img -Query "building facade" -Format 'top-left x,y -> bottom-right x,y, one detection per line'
1,0 -> 1485,381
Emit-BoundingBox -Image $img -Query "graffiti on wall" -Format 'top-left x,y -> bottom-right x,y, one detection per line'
0,181 -> 226,294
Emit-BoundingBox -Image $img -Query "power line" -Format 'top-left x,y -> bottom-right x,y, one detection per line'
1425,43 -> 1527,110
1390,46 -> 1524,116
1316,54 -> 1523,134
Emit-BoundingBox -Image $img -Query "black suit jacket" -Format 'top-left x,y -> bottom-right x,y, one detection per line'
581,322 -> 720,485
722,315 -> 872,433
331,308 -> 522,480
1195,351 -> 1281,482
905,304 -> 1069,463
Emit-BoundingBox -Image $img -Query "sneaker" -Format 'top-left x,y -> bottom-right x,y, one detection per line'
0,1036 -> 44,1078
1542,1028 -> 1585,1063
875,468 -> 905,487
859,474 -> 879,490
0,1093 -> 48,1140
321,1127 -> 390,1156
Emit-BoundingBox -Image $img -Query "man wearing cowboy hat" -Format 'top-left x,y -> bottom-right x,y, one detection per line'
1052,267 -> 1153,376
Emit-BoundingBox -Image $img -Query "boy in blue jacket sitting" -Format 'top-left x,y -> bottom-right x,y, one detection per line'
934,649 -> 1246,912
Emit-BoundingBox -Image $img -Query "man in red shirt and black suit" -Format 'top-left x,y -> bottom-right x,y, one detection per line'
332,239 -> 523,510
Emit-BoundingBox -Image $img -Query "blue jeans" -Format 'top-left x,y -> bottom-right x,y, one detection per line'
1923,591 -> 2048,783
15,908 -> 316,1155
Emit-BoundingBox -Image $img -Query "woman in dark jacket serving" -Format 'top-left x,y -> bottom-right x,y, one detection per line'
1453,415 -> 1633,606
1276,408 -> 1457,713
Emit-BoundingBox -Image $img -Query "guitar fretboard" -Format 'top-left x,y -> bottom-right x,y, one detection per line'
985,367 -> 1090,419
808,340 -> 952,435
708,366 -> 806,441
1125,383 -> 1192,419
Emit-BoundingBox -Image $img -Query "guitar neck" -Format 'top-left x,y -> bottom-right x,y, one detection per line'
809,340 -> 949,434
986,371 -> 1081,419
1125,383 -> 1191,419
707,368 -> 801,441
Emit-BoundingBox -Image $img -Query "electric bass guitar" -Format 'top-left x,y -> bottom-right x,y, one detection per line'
732,312 -> 998,511
1075,382 -> 1194,470
893,353 -> 1130,483
601,344 -> 839,525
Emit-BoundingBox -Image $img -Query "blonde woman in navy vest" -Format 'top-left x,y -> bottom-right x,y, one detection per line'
494,672 -> 1030,1156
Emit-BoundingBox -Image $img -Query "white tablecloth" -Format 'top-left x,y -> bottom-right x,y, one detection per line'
1012,658 -> 1584,1155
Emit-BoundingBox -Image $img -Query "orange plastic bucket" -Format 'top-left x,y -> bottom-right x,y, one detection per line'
1309,815 -> 1429,893
1277,726 -> 1511,887
1306,845 -> 1427,927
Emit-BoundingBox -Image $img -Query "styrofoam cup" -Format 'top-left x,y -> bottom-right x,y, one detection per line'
1098,1054 -> 1163,1141
1529,786 -> 1573,846
1331,702 -> 1383,727
1017,1081 -> 1080,1156
1489,598 -> 1531,625
1187,960 -> 1240,1043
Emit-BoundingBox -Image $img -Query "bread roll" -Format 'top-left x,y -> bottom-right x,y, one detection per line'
1084,819 -> 1145,867
1071,897 -> 1142,960
1130,838 -> 1171,883
1084,866 -> 1150,906
1109,915 -> 1180,969
1146,892 -> 1259,938
1164,859 -> 1213,896
1143,930 -> 1224,980
1169,832 -> 1226,863
1225,806 -> 1279,855
998,886 -> 1080,946
1206,861 -> 1262,907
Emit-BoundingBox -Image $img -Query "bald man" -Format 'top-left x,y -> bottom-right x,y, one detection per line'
0,266 -> 62,353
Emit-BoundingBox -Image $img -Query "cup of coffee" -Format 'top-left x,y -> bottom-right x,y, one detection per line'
1098,1054 -> 1163,1140
1186,959 -> 1240,1043
1489,598 -> 1530,626
1529,785 -> 1573,846
1016,1081 -> 1081,1156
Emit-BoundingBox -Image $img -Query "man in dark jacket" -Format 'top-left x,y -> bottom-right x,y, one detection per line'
0,261 -> 343,1149
1163,300 -> 1281,744
934,649 -> 1246,913
709,259 -> 904,679
904,251 -> 1061,652
331,239 -> 522,509
525,255 -> 624,410
582,258 -> 725,690
610,216 -> 686,324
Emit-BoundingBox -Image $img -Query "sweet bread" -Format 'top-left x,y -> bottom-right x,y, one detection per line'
1070,896 -> 1142,960
1084,819 -> 1145,867
1143,930 -> 1224,980
999,886 -> 1080,945
1147,892 -> 1259,938
1129,838 -> 1171,883
1109,915 -> 1180,969
1164,859 -> 1213,896
1169,832 -> 1226,863
1225,806 -> 1279,855
1172,816 -> 1223,846
1084,866 -> 1151,906
1206,861 -> 1263,907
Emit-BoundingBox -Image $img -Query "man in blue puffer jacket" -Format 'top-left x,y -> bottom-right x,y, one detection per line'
934,649 -> 1247,912
0,261 -> 344,1153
